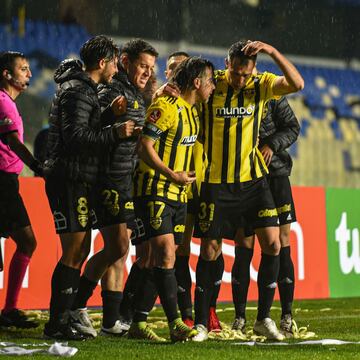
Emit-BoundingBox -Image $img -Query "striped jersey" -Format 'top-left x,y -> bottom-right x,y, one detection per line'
200,69 -> 280,184
134,95 -> 199,202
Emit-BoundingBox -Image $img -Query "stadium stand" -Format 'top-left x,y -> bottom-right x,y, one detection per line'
1,19 -> 360,188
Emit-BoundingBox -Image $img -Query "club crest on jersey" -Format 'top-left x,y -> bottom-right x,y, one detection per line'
150,216 -> 162,230
149,109 -> 161,123
180,134 -> 197,146
216,105 -> 255,117
244,89 -> 256,97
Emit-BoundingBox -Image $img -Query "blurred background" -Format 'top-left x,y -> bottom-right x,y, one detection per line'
1,0 -> 360,187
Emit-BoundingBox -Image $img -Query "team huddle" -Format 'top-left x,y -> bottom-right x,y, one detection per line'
0,34 -> 303,342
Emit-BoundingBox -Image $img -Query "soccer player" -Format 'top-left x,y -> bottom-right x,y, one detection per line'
231,95 -> 300,335
163,51 -> 197,327
44,35 -> 132,340
192,40 -> 304,342
0,51 -> 42,329
70,39 -> 158,337
129,57 -> 215,342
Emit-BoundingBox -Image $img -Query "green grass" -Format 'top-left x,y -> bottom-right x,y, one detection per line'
1,298 -> 360,359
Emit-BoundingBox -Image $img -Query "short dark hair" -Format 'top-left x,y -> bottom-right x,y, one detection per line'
120,39 -> 158,62
171,56 -> 214,93
167,51 -> 190,60
0,51 -> 26,80
228,40 -> 257,64
80,35 -> 119,70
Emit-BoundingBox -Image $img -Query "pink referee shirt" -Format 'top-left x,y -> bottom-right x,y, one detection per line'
0,88 -> 24,174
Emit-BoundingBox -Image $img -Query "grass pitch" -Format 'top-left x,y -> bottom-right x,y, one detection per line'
0,297 -> 359,359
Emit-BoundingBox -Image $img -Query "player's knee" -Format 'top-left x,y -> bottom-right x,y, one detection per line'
280,229 -> 291,247
200,238 -> 221,260
157,247 -> 175,268
176,243 -> 191,256
267,239 -> 281,255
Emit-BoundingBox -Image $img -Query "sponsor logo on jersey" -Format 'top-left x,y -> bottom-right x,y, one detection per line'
180,134 -> 197,146
215,105 -> 254,117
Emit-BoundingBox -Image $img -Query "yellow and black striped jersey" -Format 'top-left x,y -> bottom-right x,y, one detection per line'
200,69 -> 280,184
134,96 -> 199,202
187,140 -> 205,200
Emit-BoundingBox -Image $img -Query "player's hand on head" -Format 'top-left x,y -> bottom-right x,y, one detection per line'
153,83 -> 180,100
114,120 -> 135,138
111,95 -> 127,116
242,41 -> 274,56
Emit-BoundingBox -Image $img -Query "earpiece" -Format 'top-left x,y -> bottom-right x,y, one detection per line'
6,73 -> 12,80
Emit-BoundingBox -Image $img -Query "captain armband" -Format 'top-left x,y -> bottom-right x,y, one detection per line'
143,123 -> 163,141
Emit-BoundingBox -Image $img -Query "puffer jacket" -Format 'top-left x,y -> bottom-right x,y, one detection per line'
46,59 -> 118,184
259,96 -> 300,177
97,69 -> 146,179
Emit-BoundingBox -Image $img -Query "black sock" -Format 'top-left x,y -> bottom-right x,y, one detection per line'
133,268 -> 158,323
49,262 -> 80,325
257,253 -> 280,321
194,257 -> 213,326
175,255 -> 193,319
153,267 -> 179,323
120,262 -> 144,321
72,275 -> 98,310
278,246 -> 295,317
210,253 -> 224,308
101,290 -> 123,328
232,246 -> 253,319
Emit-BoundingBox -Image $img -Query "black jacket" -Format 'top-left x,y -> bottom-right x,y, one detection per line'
259,97 -> 300,177
97,69 -> 146,179
46,59 -> 118,184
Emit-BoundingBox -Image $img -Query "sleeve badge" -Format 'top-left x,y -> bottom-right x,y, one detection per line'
149,109 -> 162,123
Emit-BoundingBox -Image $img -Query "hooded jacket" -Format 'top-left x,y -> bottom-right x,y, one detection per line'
259,96 -> 300,177
97,69 -> 146,179
46,59 -> 118,184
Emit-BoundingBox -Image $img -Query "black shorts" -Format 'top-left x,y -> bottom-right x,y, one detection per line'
45,177 -> 97,234
193,177 -> 279,239
243,176 -> 297,237
0,171 -> 30,237
93,175 -> 145,245
269,176 -> 296,224
94,175 -> 131,229
134,196 -> 187,245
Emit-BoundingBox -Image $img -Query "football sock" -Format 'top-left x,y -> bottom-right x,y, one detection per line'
71,275 -> 97,310
49,262 -> 80,325
120,262 -> 143,321
133,268 -> 157,323
153,267 -> 179,323
3,250 -> 30,313
194,256 -> 213,326
101,290 -> 123,328
210,252 -> 224,308
278,246 -> 295,317
174,255 -> 193,319
257,253 -> 280,321
232,246 -> 253,319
